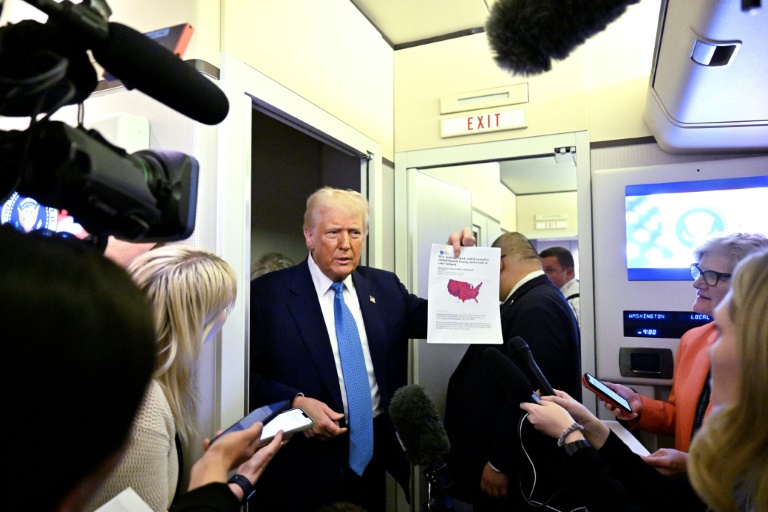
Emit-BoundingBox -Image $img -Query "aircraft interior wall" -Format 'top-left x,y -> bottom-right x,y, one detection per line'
590,142 -> 768,451
5,0 -> 768,510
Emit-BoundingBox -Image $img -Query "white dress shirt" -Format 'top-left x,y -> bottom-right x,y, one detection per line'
307,254 -> 383,418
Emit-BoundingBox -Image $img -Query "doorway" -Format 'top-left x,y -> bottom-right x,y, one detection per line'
249,107 -> 363,272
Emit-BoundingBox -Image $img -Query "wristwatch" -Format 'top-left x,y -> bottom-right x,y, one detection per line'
228,474 -> 256,503
563,439 -> 591,456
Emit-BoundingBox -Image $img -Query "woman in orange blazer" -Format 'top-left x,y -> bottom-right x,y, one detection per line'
599,233 -> 768,477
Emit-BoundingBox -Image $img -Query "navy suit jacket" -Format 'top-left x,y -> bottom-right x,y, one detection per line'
249,259 -> 428,510
444,274 -> 581,506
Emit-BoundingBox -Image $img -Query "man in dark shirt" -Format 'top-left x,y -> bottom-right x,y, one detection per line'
445,232 -> 582,511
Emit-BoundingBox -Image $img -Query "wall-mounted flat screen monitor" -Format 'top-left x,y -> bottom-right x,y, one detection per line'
625,175 -> 768,280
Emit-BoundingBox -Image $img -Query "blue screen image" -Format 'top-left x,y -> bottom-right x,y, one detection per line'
625,175 -> 768,280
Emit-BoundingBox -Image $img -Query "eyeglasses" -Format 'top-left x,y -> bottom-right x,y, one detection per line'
691,263 -> 732,286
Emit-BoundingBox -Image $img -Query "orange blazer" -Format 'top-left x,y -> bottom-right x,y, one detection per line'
630,322 -> 717,452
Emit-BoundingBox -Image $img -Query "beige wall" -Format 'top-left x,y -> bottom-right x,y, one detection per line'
500,185 -> 516,232
394,33 -> 588,152
222,0 -> 395,159
394,0 -> 661,152
103,0 -> 395,159
586,0 -> 660,142
516,191 -> 578,240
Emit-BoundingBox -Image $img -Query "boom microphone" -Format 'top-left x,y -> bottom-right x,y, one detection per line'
91,22 -> 229,125
389,384 -> 450,466
507,336 -> 555,396
482,347 -> 540,404
486,0 -> 641,76
15,0 -> 229,125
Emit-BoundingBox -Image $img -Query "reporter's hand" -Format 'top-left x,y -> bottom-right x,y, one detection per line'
446,227 -> 476,256
293,395 -> 347,440
597,381 -> 641,421
229,430 -> 284,501
520,399 -> 577,439
480,462 -> 509,499
641,448 -> 688,478
190,421 -> 279,492
542,390 -> 598,428
534,390 -> 611,449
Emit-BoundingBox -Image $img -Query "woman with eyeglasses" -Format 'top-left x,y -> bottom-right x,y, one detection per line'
597,233 -> 768,478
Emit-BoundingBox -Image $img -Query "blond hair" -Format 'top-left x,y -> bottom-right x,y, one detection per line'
127,245 -> 237,443
689,249 -> 768,512
303,187 -> 369,235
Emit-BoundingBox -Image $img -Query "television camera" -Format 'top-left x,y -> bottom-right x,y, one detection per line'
0,0 -> 229,243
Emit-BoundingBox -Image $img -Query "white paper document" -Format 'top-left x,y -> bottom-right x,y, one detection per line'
94,487 -> 154,512
427,244 -> 503,344
601,420 -> 650,456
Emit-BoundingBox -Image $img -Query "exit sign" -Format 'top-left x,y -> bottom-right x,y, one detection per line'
441,108 -> 526,138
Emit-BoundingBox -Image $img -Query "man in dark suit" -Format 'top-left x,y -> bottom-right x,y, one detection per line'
249,186 -> 474,511
444,232 -> 582,511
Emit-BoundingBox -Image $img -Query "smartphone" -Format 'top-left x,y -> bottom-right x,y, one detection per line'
211,400 -> 291,444
260,408 -> 314,444
582,373 -> 633,414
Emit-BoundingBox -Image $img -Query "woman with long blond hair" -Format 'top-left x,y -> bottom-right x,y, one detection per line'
85,245 -> 237,511
688,248 -> 768,511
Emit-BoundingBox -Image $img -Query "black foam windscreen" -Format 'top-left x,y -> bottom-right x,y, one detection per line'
486,0 -> 641,76
389,384 -> 451,466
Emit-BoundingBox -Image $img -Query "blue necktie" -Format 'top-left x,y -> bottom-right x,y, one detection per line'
331,281 -> 374,476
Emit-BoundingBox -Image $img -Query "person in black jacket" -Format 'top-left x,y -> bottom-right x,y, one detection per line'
1,225 -> 282,512
445,232 -> 582,511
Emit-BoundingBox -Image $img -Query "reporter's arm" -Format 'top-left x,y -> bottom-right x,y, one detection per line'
180,421 -> 283,508
532,390 -> 611,449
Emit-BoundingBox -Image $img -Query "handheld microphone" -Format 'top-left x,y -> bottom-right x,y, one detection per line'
506,336 -> 555,396
389,385 -> 454,512
482,347 -> 540,404
486,0 -> 641,76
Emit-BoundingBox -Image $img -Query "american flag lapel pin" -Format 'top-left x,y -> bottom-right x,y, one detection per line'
370,295 -> 376,303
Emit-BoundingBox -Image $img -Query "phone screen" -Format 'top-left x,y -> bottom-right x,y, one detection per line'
261,408 -> 314,441
212,400 -> 291,443
584,373 -> 632,412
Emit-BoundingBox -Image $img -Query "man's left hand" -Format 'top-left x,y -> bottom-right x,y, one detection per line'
480,462 -> 508,498
447,227 -> 476,256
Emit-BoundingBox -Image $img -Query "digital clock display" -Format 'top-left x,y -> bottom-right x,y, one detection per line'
623,311 -> 711,339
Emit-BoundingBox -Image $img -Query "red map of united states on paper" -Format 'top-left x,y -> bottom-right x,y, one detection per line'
447,279 -> 483,302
